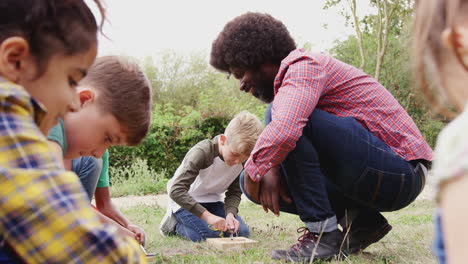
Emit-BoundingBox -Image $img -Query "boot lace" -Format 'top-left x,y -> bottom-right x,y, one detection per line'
291,227 -> 318,251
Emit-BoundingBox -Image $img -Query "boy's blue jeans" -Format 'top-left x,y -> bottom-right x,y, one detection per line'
241,105 -> 425,232
174,201 -> 250,242
72,156 -> 102,201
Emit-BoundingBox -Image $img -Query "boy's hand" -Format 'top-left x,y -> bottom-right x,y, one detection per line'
244,171 -> 260,202
116,224 -> 138,240
128,224 -> 146,246
201,211 -> 227,231
259,167 -> 292,216
225,213 -> 240,233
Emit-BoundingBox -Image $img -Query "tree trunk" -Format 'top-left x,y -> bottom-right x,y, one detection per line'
347,0 -> 366,69
375,0 -> 398,82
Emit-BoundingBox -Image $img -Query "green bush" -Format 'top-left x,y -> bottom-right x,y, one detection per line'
109,103 -> 236,178
109,47 -> 445,194
109,158 -> 167,196
414,117 -> 445,149
110,52 -> 267,179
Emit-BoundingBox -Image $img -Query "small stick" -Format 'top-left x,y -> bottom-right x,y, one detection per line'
140,245 -> 157,257
140,245 -> 147,255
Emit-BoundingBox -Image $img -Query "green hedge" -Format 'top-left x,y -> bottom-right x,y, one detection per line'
109,103 -> 443,180
108,51 -> 443,181
109,103 -> 232,178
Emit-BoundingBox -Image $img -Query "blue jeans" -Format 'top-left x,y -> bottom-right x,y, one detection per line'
241,105 -> 425,232
72,156 -> 102,201
174,202 -> 250,242
0,243 -> 22,263
433,209 -> 446,264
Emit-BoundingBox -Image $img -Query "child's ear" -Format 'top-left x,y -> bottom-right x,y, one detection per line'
219,134 -> 227,146
442,26 -> 468,64
78,89 -> 95,106
0,37 -> 30,83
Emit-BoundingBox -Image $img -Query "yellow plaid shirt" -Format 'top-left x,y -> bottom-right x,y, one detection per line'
0,78 -> 146,263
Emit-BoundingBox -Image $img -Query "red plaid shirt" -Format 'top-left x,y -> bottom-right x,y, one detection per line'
245,49 -> 433,181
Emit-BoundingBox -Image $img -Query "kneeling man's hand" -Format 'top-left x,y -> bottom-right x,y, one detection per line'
244,171 -> 261,202
259,167 -> 292,216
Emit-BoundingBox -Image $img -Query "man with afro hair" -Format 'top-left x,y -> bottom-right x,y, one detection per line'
210,12 -> 432,262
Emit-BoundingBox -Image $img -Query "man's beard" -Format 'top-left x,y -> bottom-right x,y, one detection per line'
252,79 -> 275,103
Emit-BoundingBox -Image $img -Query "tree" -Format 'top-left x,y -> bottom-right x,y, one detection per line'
324,0 -> 366,69
324,0 -> 413,80
374,0 -> 400,81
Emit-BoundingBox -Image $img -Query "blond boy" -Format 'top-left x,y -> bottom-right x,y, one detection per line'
160,111 -> 263,242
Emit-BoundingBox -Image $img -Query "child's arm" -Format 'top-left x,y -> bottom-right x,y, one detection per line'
169,143 -> 211,217
95,187 -> 130,227
200,210 -> 228,231
224,176 -> 242,232
0,89 -> 144,263
440,173 -> 468,263
47,119 -> 72,170
224,176 -> 242,216
95,186 -> 146,245
93,204 -> 145,245
170,140 -> 227,231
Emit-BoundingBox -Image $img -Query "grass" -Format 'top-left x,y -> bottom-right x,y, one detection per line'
120,199 -> 437,264
110,158 -> 168,197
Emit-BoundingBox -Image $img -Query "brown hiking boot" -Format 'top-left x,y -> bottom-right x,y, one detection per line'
342,212 -> 392,254
271,227 -> 345,262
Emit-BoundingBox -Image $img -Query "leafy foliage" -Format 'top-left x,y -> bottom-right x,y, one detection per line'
109,51 -> 266,178
326,0 -> 443,147
109,158 -> 167,196
110,2 -> 444,182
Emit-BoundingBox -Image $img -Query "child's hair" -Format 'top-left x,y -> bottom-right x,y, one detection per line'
412,0 -> 468,117
0,0 -> 105,77
224,111 -> 263,156
79,56 -> 152,146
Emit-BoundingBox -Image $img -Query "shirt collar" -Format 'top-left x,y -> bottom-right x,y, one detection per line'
212,135 -> 221,159
0,76 -> 47,125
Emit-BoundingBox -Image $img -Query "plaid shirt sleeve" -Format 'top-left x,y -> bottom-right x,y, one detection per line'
0,82 -> 146,263
244,58 -> 325,181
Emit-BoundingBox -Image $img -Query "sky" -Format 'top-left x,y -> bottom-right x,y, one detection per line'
87,0 -> 372,60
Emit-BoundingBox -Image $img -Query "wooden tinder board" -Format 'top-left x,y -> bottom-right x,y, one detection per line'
206,237 -> 258,250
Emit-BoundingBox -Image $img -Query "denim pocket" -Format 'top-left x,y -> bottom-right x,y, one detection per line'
352,167 -> 407,211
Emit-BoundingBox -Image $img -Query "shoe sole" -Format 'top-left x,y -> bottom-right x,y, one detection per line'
159,208 -> 177,236
349,223 -> 392,254
272,251 -> 345,263
272,243 -> 347,263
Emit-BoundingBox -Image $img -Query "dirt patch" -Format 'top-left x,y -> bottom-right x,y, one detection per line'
112,183 -> 436,209
111,194 -> 168,209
